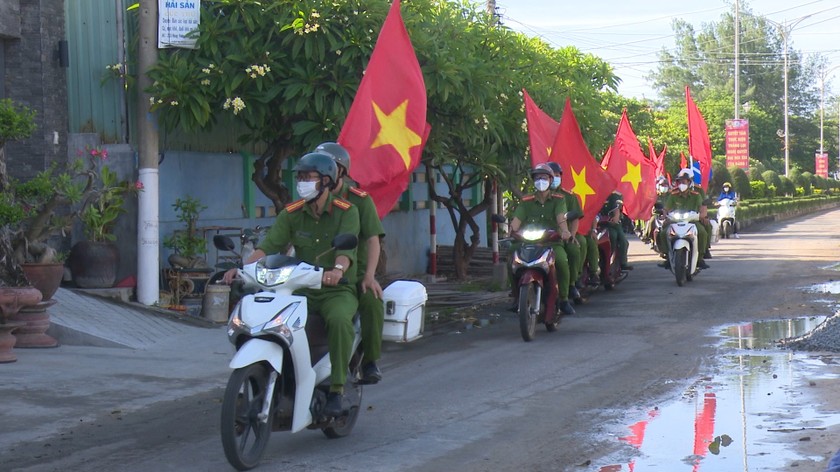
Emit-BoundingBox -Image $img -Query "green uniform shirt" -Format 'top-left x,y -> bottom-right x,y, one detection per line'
558,189 -> 582,216
258,192 -> 360,283
512,193 -> 568,228
664,189 -> 703,212
600,192 -> 622,216
339,182 -> 385,277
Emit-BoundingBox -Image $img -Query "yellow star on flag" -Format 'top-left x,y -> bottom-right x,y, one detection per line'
546,146 -> 552,156
621,160 -> 642,193
371,99 -> 422,169
571,166 -> 596,209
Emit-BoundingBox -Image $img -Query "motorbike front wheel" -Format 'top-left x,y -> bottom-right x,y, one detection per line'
518,283 -> 538,342
674,248 -> 688,287
221,363 -> 274,471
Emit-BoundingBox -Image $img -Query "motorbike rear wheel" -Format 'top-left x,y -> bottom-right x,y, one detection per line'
518,283 -> 538,342
221,363 -> 273,471
674,248 -> 687,287
722,220 -> 732,239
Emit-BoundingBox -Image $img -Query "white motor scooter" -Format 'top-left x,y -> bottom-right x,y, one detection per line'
667,210 -> 700,287
716,198 -> 737,239
214,234 -> 364,471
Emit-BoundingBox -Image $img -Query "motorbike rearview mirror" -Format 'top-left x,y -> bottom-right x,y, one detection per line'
490,214 -> 507,224
213,235 -> 236,251
331,234 -> 358,251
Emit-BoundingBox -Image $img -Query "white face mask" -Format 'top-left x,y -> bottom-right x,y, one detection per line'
551,177 -> 561,190
297,180 -> 320,201
534,179 -> 550,192
678,183 -> 689,192
657,185 -> 669,194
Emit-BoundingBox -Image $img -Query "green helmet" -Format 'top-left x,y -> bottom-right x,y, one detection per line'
293,152 -> 338,187
315,142 -> 351,172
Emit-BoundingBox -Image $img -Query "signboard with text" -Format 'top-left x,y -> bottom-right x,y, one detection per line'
725,119 -> 749,169
816,152 -> 829,178
158,1 -> 200,49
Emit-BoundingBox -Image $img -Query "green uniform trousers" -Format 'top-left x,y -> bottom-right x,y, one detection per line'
551,243 -> 571,301
301,285 -> 358,390
585,234 -> 599,275
357,285 -> 384,364
562,235 -> 584,288
606,223 -> 629,266
702,219 -> 712,252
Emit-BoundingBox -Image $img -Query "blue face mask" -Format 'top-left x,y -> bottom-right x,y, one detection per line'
551,177 -> 561,190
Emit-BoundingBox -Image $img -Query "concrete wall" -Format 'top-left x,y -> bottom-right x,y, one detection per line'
0,0 -> 22,38
3,0 -> 68,180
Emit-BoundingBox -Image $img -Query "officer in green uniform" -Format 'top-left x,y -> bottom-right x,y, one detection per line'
687,167 -> 714,258
546,162 -> 584,302
510,164 -> 575,317
642,176 -> 670,246
316,142 -> 385,385
599,191 -> 633,270
223,152 -> 360,417
657,168 -> 710,270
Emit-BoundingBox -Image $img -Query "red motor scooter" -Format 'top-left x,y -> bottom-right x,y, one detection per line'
504,225 -> 563,342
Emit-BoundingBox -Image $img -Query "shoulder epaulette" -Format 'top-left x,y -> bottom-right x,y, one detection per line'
349,187 -> 368,198
285,199 -> 305,213
670,189 -> 680,195
332,198 -> 352,210
522,195 -> 536,201
552,192 -> 566,198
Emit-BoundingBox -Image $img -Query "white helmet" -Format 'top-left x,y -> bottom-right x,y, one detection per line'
676,168 -> 694,181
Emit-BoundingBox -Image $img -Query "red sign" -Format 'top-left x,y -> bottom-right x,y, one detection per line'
816,152 -> 829,178
725,119 -> 749,169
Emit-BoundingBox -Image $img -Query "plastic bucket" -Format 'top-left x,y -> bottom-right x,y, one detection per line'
201,283 -> 231,322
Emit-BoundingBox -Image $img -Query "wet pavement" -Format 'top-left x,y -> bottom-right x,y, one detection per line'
595,316 -> 840,471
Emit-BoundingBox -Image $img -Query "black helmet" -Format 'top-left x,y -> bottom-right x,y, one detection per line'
530,163 -> 555,180
315,142 -> 351,172
545,161 -> 563,176
293,152 -> 338,187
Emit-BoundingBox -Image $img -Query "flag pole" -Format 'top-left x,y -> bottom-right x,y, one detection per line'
428,166 -> 437,278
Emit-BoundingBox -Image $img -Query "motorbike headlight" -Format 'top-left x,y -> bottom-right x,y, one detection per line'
256,264 -> 294,286
226,302 -> 245,339
260,302 -> 300,344
521,228 -> 546,241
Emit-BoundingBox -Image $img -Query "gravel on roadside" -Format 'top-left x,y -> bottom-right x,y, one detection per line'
780,312 -> 840,352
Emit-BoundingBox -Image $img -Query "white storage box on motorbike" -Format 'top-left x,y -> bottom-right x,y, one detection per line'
382,280 -> 427,343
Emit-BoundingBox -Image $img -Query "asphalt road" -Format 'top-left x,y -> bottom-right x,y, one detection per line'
5,208 -> 840,472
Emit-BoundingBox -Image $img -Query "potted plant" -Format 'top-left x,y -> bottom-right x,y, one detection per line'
163,196 -> 210,309
0,98 -> 43,361
67,146 -> 142,288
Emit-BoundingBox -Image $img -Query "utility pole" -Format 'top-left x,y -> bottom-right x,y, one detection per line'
136,0 -> 160,305
734,0 -> 740,119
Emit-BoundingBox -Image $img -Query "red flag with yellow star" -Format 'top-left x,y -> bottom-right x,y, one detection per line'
338,0 -> 429,218
548,98 -> 617,234
523,89 -> 560,166
605,110 -> 657,221
686,86 -> 712,191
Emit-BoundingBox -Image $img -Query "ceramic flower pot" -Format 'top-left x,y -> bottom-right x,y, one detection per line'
68,241 -> 120,289
21,262 -> 65,301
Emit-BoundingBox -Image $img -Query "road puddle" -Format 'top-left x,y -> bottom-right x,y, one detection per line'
806,280 -> 840,295
596,316 -> 840,471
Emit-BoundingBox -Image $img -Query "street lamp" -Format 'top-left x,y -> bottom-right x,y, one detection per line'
766,14 -> 814,177
818,64 -> 840,160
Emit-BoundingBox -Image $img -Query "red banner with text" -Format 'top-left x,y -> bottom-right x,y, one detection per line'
816,152 -> 829,178
725,119 -> 749,169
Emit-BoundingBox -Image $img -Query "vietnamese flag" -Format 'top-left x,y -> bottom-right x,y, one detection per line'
605,110 -> 657,221
548,98 -> 617,234
338,0 -> 429,219
680,151 -> 688,170
655,144 -> 667,178
686,86 -> 713,191
523,89 -> 560,166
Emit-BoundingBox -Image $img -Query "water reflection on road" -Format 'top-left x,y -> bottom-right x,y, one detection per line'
596,316 -> 840,471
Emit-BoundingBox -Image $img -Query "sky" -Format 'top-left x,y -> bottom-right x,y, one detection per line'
495,0 -> 840,100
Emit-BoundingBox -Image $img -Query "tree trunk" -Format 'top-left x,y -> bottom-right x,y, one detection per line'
0,228 -> 29,288
252,141 -> 294,213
